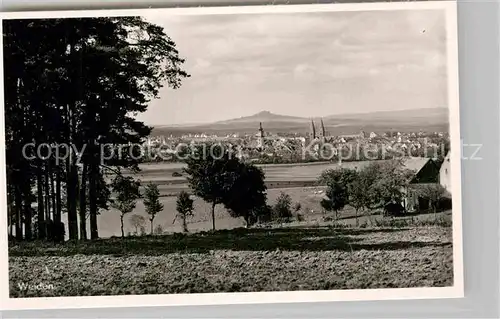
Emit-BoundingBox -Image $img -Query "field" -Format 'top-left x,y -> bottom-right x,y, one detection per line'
9,225 -> 453,297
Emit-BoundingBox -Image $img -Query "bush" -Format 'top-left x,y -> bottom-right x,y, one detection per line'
359,220 -> 369,228
437,197 -> 452,211
34,219 -> 65,242
328,223 -> 350,229
172,232 -> 187,239
383,203 -> 406,217
172,171 -> 182,177
293,202 -> 302,213
154,224 -> 164,235
255,204 -> 273,224
48,221 -> 65,242
373,217 -> 410,228
273,192 -> 292,221
322,215 -> 335,222
372,216 -> 452,228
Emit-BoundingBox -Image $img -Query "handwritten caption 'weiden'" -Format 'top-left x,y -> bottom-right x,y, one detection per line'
17,281 -> 55,291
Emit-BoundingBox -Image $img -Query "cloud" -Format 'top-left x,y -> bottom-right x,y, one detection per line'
293,63 -> 314,80
193,58 -> 212,69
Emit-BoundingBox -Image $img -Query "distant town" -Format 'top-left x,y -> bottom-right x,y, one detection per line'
143,116 -> 450,164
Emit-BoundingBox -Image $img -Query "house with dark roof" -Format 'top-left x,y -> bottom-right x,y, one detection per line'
401,157 -> 441,212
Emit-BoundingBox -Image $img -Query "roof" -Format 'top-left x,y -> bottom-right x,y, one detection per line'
332,158 -> 432,174
401,157 -> 432,173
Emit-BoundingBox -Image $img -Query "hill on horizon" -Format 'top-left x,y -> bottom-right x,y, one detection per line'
151,107 -> 449,136
215,110 -> 309,124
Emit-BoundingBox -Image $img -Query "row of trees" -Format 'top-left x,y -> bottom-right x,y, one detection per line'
319,160 -> 449,225
5,18 -> 189,241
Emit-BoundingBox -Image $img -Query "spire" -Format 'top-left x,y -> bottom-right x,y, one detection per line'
310,119 -> 316,139
320,118 -> 326,137
258,122 -> 264,138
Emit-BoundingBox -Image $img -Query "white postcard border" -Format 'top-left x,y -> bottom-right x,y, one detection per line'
0,0 -> 463,311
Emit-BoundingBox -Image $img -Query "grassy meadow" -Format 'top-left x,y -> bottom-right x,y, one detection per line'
9,225 -> 453,297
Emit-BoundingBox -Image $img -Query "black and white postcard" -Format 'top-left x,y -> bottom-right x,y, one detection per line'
0,0 -> 463,310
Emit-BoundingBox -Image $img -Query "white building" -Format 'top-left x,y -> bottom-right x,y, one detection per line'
439,152 -> 452,195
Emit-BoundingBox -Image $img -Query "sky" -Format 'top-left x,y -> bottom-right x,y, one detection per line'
136,8 -> 448,126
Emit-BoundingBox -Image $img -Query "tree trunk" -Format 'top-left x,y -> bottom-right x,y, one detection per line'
211,202 -> 216,231
65,101 -> 78,240
44,165 -> 51,223
150,219 -> 154,235
15,186 -> 23,240
66,157 -> 78,240
89,162 -> 98,240
182,216 -> 188,233
8,201 -> 13,237
7,191 -> 13,237
50,165 -> 56,223
79,163 -> 88,240
55,166 -> 62,224
9,219 -> 14,238
355,209 -> 359,227
120,214 -> 125,238
23,184 -> 32,240
36,163 -> 46,239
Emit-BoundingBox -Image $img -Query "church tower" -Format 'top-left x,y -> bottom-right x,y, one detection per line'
310,119 -> 316,139
320,118 -> 326,138
257,122 -> 265,149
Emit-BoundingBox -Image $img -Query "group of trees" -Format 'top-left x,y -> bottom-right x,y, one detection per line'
318,160 -> 449,225
184,145 -> 268,230
110,177 -> 164,238
5,17 -> 189,241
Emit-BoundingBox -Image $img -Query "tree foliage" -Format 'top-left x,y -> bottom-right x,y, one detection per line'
320,181 -> 348,219
143,183 -> 164,234
129,214 -> 146,235
184,144 -> 269,229
110,175 -> 141,238
273,192 -> 293,221
175,191 -> 194,233
318,168 -> 357,186
366,160 -> 413,207
223,163 -> 267,227
416,184 -> 448,216
318,168 -> 354,220
183,145 -> 241,231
